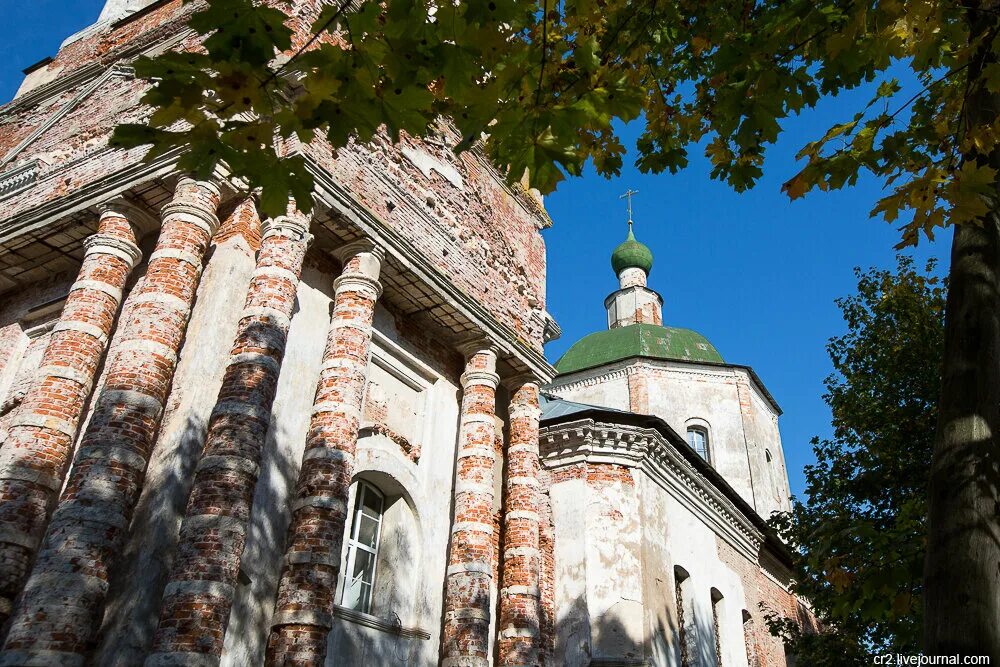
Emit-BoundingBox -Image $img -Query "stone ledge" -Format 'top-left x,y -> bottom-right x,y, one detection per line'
331,604 -> 430,640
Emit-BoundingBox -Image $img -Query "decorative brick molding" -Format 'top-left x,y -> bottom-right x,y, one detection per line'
0,177 -> 221,664
539,418 -> 765,561
146,205 -> 312,665
0,161 -> 39,202
266,239 -> 384,666
498,380 -> 543,667
0,199 -> 142,626
441,344 -> 501,667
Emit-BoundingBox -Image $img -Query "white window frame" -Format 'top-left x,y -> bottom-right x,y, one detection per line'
687,426 -> 710,463
341,480 -> 385,615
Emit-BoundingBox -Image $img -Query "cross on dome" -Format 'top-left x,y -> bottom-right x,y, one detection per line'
620,188 -> 640,232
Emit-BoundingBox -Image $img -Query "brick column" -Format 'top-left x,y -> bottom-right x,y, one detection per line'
146,210 -> 312,665
0,178 -> 221,665
266,240 -> 384,666
0,200 -> 143,626
442,344 -> 501,667
498,379 -> 542,667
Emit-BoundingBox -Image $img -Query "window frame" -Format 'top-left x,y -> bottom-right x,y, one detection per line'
686,425 -> 711,463
341,480 -> 386,615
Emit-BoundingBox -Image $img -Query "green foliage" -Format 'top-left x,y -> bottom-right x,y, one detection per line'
112,0 -> 999,227
764,612 -> 869,667
768,256 -> 946,658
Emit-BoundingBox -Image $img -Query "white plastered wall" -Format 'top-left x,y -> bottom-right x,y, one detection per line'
550,470 -> 647,666
549,465 -> 757,667
548,359 -> 791,518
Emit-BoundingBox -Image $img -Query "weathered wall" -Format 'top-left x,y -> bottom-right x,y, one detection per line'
543,448 -> 804,667
1,3 -> 549,356
548,361 -> 792,518
0,275 -> 75,436
95,220 -> 259,664
715,536 -> 812,667
549,464 -> 647,666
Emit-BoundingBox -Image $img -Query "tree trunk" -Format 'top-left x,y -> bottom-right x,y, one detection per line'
923,2 -> 1000,658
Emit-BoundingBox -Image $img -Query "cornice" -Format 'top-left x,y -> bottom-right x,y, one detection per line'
1,24 -> 192,120
0,65 -> 135,170
547,356 -> 782,415
540,417 -> 765,561
0,64 -> 104,116
0,147 -> 183,246
305,155 -> 556,384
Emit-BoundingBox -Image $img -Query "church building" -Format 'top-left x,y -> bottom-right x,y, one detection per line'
0,1 -> 812,665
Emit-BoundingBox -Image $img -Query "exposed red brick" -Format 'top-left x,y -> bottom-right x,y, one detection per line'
266,240 -> 384,666
0,178 -> 221,663
0,201 -> 142,626
715,535 -> 816,667
148,205 -> 311,663
498,381 -> 542,667
627,371 -> 649,414
441,346 -> 500,667
536,468 -> 556,666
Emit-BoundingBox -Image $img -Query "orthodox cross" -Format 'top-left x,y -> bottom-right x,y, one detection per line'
620,188 -> 639,231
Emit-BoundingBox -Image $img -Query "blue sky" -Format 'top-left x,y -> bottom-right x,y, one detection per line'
1,1 -> 950,499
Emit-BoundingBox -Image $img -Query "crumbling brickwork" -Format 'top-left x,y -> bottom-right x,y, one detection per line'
148,205 -> 311,662
0,202 -> 141,625
442,347 -> 501,667
498,381 -> 543,667
715,537 -> 816,667
267,241 -> 384,665
0,178 -> 221,663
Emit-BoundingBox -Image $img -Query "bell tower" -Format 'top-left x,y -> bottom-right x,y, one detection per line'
605,190 -> 663,328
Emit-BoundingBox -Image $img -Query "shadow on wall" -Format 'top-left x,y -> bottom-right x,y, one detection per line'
219,379 -> 304,665
556,592 -> 689,667
98,316 -> 306,665
97,411 -> 208,665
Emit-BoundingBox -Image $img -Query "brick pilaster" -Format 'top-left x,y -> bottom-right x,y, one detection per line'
442,345 -> 501,667
0,178 -> 221,665
266,240 -> 384,666
0,200 -> 143,626
498,380 -> 542,667
146,209 -> 313,665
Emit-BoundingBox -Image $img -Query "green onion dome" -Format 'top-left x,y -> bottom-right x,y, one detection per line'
554,323 -> 724,374
611,229 -> 654,276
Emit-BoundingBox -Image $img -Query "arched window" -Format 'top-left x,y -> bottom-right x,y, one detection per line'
687,426 -> 710,462
342,480 -> 385,614
765,449 -> 781,501
711,588 -> 725,666
674,566 -> 695,667
742,610 -> 760,667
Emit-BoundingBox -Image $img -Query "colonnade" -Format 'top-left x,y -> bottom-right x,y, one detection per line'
0,177 -> 544,667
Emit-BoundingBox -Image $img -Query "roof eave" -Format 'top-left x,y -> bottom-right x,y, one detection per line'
552,354 -> 782,415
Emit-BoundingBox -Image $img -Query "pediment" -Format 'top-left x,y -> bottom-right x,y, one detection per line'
0,64 -> 138,174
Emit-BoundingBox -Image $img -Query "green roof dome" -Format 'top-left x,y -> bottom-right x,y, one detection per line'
611,229 -> 654,276
554,323 -> 724,375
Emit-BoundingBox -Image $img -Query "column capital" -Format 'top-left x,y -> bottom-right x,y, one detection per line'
332,239 -> 384,299
334,239 -> 385,265
459,342 -> 500,390
457,338 -> 499,361
161,178 -> 222,237
503,374 -> 542,393
262,214 -> 313,245
98,197 -> 159,236
84,234 -> 143,271
176,175 -> 223,199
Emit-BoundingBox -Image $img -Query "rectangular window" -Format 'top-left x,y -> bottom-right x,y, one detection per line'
687,427 -> 709,461
342,481 -> 385,614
